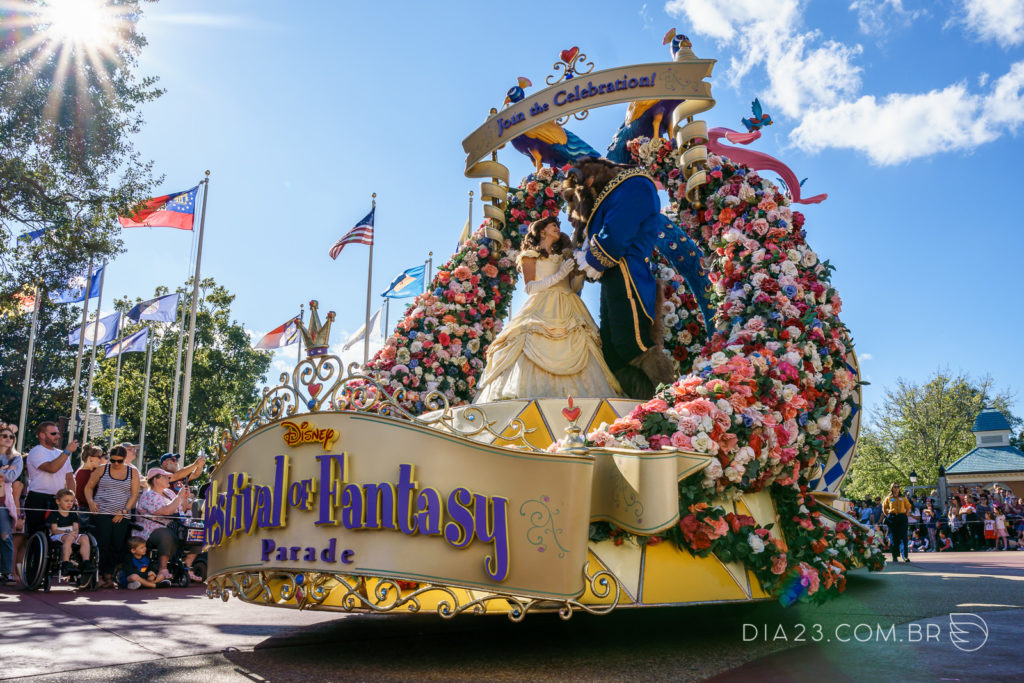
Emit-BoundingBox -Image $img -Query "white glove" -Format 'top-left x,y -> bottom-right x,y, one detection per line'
574,249 -> 603,280
525,258 -> 575,295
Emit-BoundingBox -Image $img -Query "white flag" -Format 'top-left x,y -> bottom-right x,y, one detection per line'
342,307 -> 383,352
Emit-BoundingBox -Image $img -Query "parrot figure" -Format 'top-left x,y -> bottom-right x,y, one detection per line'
742,98 -> 773,132
503,77 -> 600,171
605,29 -> 690,163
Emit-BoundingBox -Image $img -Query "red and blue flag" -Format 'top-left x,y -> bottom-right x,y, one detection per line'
118,186 -> 198,231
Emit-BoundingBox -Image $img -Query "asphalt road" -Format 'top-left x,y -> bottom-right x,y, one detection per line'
2,552 -> 1022,681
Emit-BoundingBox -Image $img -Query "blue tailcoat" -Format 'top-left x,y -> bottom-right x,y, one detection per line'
582,172 -> 661,324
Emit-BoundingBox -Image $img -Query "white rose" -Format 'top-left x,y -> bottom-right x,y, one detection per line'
801,250 -> 818,267
735,446 -> 756,465
817,415 -> 832,432
787,249 -> 800,262
691,432 -> 713,453
782,384 -> 798,401
780,261 -> 798,277
716,399 -> 733,415
710,351 -> 729,367
748,533 -> 765,554
701,415 -> 714,432
705,459 -> 723,480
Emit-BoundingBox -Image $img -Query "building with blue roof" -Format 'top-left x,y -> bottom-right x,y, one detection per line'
945,409 -> 1024,497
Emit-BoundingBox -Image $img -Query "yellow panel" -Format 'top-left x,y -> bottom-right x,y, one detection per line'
586,400 -> 622,433
577,550 -> 618,606
491,400 -> 553,450
738,492 -> 784,541
748,570 -> 771,599
588,540 -> 643,603
640,541 -> 752,604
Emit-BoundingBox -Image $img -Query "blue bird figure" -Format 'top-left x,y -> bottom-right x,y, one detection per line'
503,77 -> 600,171
742,98 -> 773,132
606,29 -> 690,163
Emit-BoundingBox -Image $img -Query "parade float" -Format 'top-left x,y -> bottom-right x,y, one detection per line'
203,32 -> 885,620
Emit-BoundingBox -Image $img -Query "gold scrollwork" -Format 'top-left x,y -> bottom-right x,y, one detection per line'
209,353 -> 549,472
205,561 -> 621,621
546,49 -> 596,86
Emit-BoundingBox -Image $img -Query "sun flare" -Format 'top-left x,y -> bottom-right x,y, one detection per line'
41,0 -> 120,50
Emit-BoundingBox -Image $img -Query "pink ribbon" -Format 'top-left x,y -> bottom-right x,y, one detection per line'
706,128 -> 827,205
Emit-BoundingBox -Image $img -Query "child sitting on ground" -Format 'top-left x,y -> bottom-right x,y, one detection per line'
119,536 -> 169,589
909,528 -> 930,552
937,529 -> 953,552
48,488 -> 91,574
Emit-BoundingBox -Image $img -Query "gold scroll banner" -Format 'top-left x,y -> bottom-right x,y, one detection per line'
205,412 -> 596,600
589,448 -> 713,535
462,60 -> 716,175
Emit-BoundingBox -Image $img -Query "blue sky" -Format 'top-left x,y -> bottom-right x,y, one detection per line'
90,0 -> 1024,418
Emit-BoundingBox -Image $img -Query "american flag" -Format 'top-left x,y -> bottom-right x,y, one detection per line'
329,207 -> 375,260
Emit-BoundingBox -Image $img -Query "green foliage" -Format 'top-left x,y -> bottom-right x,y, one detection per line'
842,370 -> 1018,500
88,278 -> 272,464
0,300 -> 81,437
0,0 -> 162,304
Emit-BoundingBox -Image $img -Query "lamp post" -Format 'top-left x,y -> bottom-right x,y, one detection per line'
909,471 -> 918,486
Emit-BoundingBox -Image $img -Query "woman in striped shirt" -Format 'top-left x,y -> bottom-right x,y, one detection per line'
84,445 -> 140,589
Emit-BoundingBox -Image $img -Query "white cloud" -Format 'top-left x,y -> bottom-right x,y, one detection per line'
849,0 -> 925,35
791,63 -> 1024,164
956,0 -> 1024,47
859,352 -> 874,361
667,0 -> 1024,165
666,0 -> 861,118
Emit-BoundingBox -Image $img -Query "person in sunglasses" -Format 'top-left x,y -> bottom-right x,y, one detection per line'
84,445 -> 140,589
0,421 -> 22,585
25,422 -> 77,538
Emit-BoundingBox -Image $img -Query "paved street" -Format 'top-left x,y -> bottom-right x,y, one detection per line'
2,552 -> 1022,681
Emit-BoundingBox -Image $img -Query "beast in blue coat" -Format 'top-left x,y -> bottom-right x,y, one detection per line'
562,157 -> 677,399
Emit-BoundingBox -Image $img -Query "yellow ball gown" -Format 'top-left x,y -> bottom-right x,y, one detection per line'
474,251 -> 622,402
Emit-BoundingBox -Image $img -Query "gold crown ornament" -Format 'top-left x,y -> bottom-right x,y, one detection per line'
298,300 -> 335,356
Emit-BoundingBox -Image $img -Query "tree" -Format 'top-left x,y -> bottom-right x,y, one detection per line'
89,278 -> 272,464
0,299 -> 82,439
842,370 -> 1018,499
1,0 -> 162,304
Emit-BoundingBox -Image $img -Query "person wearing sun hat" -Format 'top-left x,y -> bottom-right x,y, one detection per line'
136,466 -> 198,582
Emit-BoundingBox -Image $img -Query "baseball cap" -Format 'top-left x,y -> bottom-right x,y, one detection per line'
159,452 -> 179,464
119,441 -> 140,450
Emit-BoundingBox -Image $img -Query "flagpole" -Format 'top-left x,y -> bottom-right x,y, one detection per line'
168,288 -> 185,452
68,254 -> 95,443
177,171 -> 210,457
108,344 -> 123,449
81,260 -> 108,444
16,288 -> 41,453
297,303 -> 304,364
139,329 -> 153,462
425,251 -> 433,293
383,297 -> 390,342
362,193 -> 376,367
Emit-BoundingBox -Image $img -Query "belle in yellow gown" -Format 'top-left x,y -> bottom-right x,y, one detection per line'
474,218 -> 622,402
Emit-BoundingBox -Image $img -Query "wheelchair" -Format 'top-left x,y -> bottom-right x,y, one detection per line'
141,517 -> 207,587
21,529 -> 99,591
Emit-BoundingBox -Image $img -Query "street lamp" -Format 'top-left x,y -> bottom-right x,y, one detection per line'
909,470 -> 918,485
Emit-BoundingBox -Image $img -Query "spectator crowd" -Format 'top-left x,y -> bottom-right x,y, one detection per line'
849,483 -> 1024,561
0,419 -> 206,590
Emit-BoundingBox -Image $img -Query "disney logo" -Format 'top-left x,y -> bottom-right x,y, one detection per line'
281,420 -> 339,451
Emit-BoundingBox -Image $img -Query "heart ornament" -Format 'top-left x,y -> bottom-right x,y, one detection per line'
308,382 -> 322,397
560,46 -> 579,64
561,396 -> 581,423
